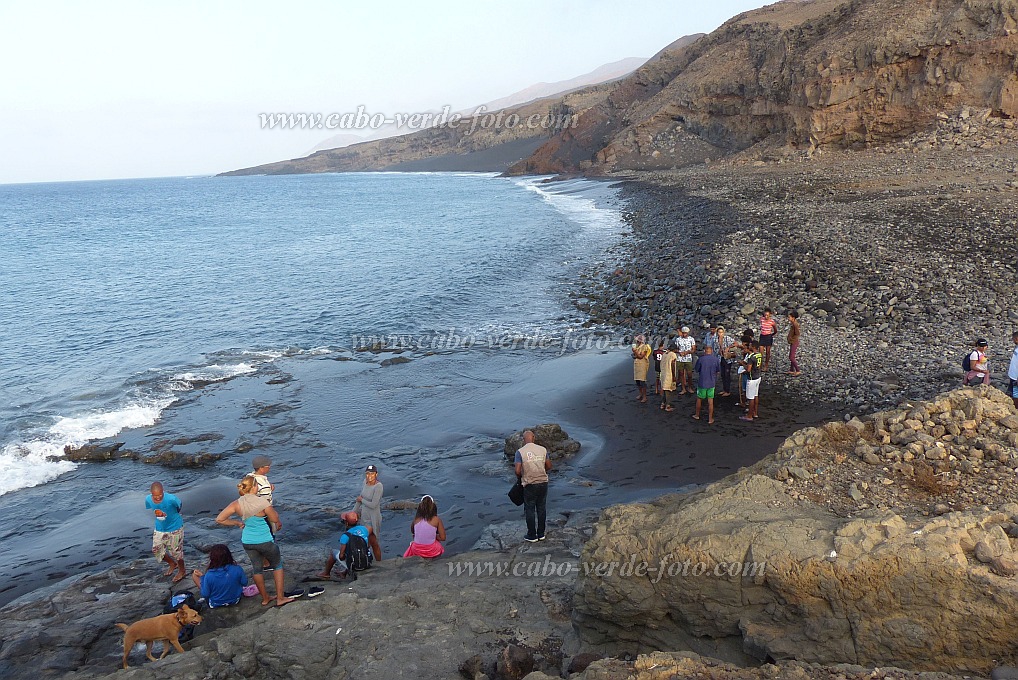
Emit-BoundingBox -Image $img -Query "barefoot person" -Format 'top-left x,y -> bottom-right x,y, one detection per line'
145,482 -> 186,583
693,344 -> 721,424
216,475 -> 296,607
631,335 -> 652,403
353,464 -> 383,545
786,310 -> 801,376
191,544 -> 247,609
318,511 -> 382,579
759,308 -> 778,371
659,342 -> 678,412
402,495 -> 446,559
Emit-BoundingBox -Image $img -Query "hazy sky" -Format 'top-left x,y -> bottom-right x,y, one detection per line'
0,0 -> 769,184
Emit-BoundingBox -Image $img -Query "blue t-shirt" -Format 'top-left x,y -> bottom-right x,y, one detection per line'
200,564 -> 247,607
695,354 -> 721,389
145,493 -> 183,532
339,524 -> 370,546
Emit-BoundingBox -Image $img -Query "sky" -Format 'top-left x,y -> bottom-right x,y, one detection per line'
0,0 -> 770,184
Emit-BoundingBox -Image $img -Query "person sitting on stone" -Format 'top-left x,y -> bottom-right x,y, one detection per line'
402,494 -> 446,559
317,511 -> 381,579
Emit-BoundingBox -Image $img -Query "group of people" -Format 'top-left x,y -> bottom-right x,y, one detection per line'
144,456 -> 450,608
631,308 -> 801,424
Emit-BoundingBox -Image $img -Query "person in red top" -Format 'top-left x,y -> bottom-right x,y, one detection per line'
759,308 -> 778,372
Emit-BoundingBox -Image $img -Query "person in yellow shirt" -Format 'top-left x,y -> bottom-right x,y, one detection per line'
631,334 -> 652,403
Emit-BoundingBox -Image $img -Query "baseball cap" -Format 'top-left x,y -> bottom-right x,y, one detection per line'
252,455 -> 272,469
681,326 -> 690,333
976,339 -> 988,346
366,464 -> 378,472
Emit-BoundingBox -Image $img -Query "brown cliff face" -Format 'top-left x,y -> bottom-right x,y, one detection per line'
509,0 -> 1018,175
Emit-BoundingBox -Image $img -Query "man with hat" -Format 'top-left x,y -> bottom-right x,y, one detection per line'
251,455 -> 275,505
671,327 -> 697,395
965,339 -> 991,386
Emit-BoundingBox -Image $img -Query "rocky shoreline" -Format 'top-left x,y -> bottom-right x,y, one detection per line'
578,110 -> 1018,415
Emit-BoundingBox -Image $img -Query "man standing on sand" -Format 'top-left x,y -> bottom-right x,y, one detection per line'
672,327 -> 696,395
145,482 -> 185,583
1008,331 -> 1018,408
514,430 -> 551,543
693,344 -> 721,424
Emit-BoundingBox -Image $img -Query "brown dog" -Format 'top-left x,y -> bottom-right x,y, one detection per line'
114,604 -> 203,668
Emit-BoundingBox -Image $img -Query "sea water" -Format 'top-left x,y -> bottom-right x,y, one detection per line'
0,172 -> 627,604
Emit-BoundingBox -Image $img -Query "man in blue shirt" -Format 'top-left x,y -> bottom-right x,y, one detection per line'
145,481 -> 186,583
317,511 -> 381,579
693,344 -> 722,424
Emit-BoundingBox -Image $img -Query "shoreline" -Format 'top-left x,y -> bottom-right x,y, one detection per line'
585,138 -> 1017,417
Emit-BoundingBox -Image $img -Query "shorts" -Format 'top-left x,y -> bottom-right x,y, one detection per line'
1011,379 -> 1018,399
746,378 -> 762,400
635,380 -> 647,387
243,541 -> 282,575
152,528 -> 184,563
697,387 -> 715,399
677,361 -> 693,372
331,549 -> 350,573
759,334 -> 774,347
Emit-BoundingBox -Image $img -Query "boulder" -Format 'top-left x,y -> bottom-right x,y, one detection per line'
573,472 -> 1018,673
503,424 -> 581,461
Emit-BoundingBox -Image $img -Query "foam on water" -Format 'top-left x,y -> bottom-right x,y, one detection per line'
172,362 -> 257,384
0,397 -> 175,497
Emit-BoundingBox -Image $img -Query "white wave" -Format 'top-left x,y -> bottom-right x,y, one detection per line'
0,441 -> 77,496
0,397 -> 176,497
173,362 -> 257,383
49,398 -> 175,442
240,349 -> 285,361
514,177 -> 624,236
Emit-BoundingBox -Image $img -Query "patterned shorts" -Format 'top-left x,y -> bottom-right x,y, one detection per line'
152,527 -> 184,563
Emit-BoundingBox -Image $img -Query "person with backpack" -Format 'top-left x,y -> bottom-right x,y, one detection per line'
317,511 -> 381,580
964,339 -> 990,385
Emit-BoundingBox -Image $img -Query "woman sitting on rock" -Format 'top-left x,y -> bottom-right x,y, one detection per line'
191,543 -> 247,608
403,495 -> 446,559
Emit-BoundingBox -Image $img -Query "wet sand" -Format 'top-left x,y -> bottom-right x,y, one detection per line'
0,347 -> 836,609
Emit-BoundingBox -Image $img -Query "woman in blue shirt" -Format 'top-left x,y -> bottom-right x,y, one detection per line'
191,544 -> 247,608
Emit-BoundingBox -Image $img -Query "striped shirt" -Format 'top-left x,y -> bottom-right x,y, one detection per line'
760,317 -> 777,337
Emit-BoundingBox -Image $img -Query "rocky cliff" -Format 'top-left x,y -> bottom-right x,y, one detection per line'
512,0 -> 1018,174
574,386 -> 1018,674
221,0 -> 1018,177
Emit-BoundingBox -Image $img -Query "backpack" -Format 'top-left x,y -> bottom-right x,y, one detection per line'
163,590 -> 199,642
962,352 -> 973,372
344,530 -> 373,572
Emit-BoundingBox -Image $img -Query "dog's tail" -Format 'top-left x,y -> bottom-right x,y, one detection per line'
114,623 -> 128,631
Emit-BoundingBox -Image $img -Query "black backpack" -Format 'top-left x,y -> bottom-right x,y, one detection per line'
962,352 -> 972,372
344,530 -> 372,572
163,590 -> 199,642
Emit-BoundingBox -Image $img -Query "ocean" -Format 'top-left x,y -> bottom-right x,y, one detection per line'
0,172 -> 630,605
